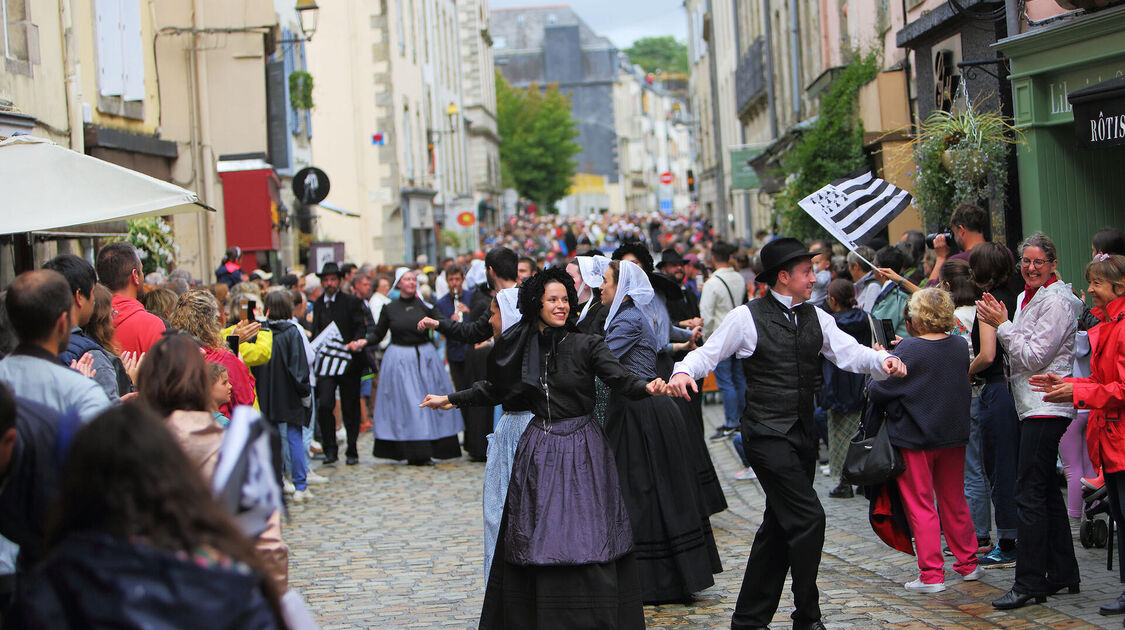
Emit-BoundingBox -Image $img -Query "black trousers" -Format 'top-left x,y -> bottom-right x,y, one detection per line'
449,359 -> 470,391
1014,417 -> 1080,594
732,422 -> 824,629
316,371 -> 361,460
1105,471 -> 1125,583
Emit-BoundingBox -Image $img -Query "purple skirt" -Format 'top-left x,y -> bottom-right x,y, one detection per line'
504,415 -> 634,567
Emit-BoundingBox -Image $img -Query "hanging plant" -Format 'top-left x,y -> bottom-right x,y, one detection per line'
289,70 -> 314,110
910,104 -> 1022,227
127,217 -> 179,275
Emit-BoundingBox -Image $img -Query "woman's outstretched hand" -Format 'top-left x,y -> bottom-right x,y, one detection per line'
417,317 -> 440,332
645,378 -> 668,396
419,394 -> 454,410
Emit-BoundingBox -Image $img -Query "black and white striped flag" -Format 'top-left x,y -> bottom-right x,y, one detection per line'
797,168 -> 913,250
310,321 -> 352,377
316,340 -> 352,377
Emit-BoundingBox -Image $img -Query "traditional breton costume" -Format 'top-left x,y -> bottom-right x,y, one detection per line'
370,268 -> 464,464
603,261 -> 722,602
673,238 -> 894,630
450,300 -> 652,629
458,259 -> 496,461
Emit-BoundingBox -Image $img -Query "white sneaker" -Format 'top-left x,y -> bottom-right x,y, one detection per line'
962,566 -> 983,581
821,465 -> 831,476
305,470 -> 329,485
282,478 -> 296,495
904,579 -> 946,593
292,489 -> 314,503
733,467 -> 757,480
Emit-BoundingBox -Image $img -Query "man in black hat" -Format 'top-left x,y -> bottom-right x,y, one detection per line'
311,262 -> 372,465
657,248 -> 701,325
669,237 -> 907,630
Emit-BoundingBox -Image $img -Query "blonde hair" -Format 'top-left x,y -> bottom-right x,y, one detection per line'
907,287 -> 957,334
1086,254 -> 1125,296
168,289 -> 222,349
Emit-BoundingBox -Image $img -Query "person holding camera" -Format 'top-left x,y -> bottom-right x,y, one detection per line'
926,202 -> 989,287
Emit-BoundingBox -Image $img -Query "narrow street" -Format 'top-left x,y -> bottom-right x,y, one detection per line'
287,404 -> 1117,629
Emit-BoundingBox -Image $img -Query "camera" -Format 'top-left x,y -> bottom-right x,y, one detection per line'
925,232 -> 953,249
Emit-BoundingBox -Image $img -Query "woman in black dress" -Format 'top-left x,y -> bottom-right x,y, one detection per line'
422,267 -> 666,630
601,260 -> 722,603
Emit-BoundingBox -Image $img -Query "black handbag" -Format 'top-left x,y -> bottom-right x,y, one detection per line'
842,402 -> 904,486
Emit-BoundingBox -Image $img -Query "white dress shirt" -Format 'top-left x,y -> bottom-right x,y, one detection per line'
673,290 -> 892,382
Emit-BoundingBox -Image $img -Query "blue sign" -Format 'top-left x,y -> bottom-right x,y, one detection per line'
659,199 -> 673,214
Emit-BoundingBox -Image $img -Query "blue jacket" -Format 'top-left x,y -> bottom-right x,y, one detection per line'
820,308 -> 872,414
435,289 -> 475,363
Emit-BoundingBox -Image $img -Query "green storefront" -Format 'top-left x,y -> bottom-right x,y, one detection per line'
996,7 -> 1125,282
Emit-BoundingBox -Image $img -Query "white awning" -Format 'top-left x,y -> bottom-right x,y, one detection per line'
0,135 -> 212,234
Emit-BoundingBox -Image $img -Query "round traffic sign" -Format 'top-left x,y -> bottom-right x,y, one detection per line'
457,212 -> 476,227
659,171 -> 674,185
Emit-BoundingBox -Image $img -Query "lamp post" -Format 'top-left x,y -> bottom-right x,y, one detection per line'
428,102 -> 460,260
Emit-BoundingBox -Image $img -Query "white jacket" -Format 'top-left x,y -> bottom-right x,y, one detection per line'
996,279 -> 1083,420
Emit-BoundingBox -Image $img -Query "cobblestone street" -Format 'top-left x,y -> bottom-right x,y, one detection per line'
287,404 -> 1118,629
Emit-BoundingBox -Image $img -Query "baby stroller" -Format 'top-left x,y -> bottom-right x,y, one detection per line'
1080,484 -> 1115,572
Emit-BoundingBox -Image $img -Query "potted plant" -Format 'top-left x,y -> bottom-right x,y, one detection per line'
911,104 -> 1022,227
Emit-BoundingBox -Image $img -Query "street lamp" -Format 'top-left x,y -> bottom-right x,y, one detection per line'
280,0 -> 319,43
427,102 -> 461,259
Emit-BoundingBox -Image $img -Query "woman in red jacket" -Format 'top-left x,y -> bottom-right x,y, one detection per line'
168,290 -> 257,417
1033,253 -> 1125,615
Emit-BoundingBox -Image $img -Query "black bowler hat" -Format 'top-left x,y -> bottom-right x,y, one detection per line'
758,238 -> 816,284
656,248 -> 686,268
317,262 -> 343,279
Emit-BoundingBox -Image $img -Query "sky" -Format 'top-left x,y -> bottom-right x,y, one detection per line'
487,0 -> 688,50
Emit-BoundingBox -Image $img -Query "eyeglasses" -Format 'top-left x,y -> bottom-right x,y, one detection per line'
1021,257 -> 1052,268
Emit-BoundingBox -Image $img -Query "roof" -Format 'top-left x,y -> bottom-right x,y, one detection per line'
491,5 -> 614,52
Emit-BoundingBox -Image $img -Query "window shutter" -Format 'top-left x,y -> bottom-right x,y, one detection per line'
95,0 -> 124,96
266,60 -> 291,169
121,0 -> 145,101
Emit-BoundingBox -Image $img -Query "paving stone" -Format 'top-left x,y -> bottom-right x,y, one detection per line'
285,405 -> 1114,629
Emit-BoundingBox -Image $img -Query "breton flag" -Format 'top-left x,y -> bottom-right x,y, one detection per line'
311,322 -> 351,377
798,168 -> 913,251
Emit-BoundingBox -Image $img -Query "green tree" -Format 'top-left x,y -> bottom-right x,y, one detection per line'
496,72 -> 582,210
773,51 -> 881,241
624,36 -> 688,75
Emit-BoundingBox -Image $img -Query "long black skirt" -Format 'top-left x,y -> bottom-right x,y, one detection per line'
480,510 -> 645,630
372,435 -> 461,462
461,345 -> 494,460
606,394 -> 721,602
673,396 -> 727,516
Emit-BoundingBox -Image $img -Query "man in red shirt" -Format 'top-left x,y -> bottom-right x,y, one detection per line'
95,242 -> 166,355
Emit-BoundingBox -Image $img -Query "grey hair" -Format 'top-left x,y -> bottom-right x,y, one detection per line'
1019,232 -> 1057,262
846,246 -> 876,272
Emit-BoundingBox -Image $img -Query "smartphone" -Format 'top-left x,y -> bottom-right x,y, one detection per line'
226,334 -> 240,355
872,318 -> 891,349
245,299 -> 257,321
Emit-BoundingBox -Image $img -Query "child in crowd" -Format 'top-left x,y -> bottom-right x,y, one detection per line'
209,363 -> 232,428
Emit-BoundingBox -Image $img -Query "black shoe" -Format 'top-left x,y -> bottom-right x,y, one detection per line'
794,621 -> 826,630
322,455 -> 338,466
828,482 -> 854,498
709,427 -> 737,441
346,456 -> 359,465
992,589 -> 1046,610
407,459 -> 435,466
1099,593 -> 1125,615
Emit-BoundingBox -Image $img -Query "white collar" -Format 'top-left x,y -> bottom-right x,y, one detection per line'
881,279 -> 895,289
769,289 -> 802,309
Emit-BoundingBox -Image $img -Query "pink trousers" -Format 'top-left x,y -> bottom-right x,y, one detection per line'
896,446 -> 980,583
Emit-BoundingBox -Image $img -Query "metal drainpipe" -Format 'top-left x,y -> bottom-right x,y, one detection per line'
705,0 -> 728,228
1004,0 -> 1019,37
789,0 -> 802,121
191,0 -> 213,275
763,0 -> 779,139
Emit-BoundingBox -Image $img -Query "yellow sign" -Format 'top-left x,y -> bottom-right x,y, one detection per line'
569,173 -> 607,195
